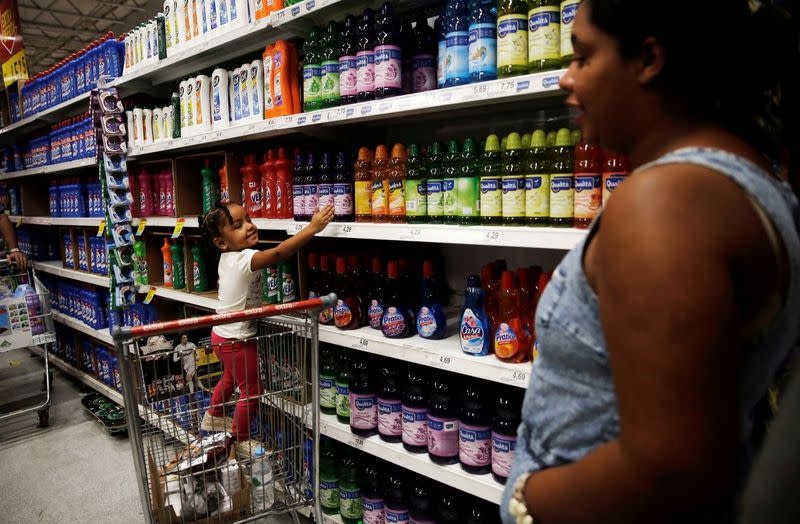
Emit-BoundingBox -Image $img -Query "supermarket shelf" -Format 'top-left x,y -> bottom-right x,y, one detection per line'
0,157 -> 97,180
132,216 -> 199,229
127,71 -> 565,159
9,215 -> 103,227
319,413 -> 503,505
137,284 -> 220,310
0,92 -> 92,144
34,260 -> 110,287
52,311 -> 113,345
287,221 -> 586,250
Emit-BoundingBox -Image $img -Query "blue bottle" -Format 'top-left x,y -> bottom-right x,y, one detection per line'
434,16 -> 446,89
444,0 -> 470,87
460,274 -> 492,356
381,260 -> 416,339
468,0 -> 497,83
416,260 -> 447,340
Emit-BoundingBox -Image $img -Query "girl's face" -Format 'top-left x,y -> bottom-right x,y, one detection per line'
213,204 -> 258,252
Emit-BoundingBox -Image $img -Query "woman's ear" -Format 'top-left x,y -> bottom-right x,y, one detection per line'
637,36 -> 666,86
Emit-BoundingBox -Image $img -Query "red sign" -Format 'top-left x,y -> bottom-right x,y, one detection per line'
0,0 -> 24,63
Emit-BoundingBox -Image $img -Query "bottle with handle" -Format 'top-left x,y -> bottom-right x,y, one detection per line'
161,238 -> 174,288
171,240 -> 185,290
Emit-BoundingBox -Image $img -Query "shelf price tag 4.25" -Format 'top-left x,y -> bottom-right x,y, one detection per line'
171,218 -> 185,238
351,338 -> 369,350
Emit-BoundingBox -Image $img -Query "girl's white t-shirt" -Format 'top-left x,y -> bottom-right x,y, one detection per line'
212,249 -> 263,339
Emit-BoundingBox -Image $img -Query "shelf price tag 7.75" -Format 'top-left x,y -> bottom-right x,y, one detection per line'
488,80 -> 517,98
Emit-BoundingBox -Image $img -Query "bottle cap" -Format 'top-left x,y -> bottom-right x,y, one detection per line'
347,254 -> 359,270
428,142 -> 441,157
555,128 -> 572,147
408,143 -> 420,157
387,260 -> 399,278
516,267 -> 530,289
521,133 -> 532,149
447,140 -> 459,155
371,256 -> 382,273
500,270 -> 516,291
391,143 -> 406,160
336,257 -> 347,274
422,260 -> 434,279
546,130 -> 558,147
466,274 -> 481,288
462,138 -> 476,155
308,252 -> 319,268
357,146 -> 374,161
571,129 -> 583,146
398,258 -> 409,275
530,130 -> 547,148
506,132 -> 522,151
484,134 -> 500,153
320,255 -> 331,271
374,144 -> 388,160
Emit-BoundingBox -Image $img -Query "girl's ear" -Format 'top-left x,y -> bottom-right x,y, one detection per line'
213,235 -> 227,252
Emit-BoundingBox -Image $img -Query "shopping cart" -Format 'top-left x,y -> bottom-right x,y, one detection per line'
112,294 -> 336,524
0,262 -> 57,428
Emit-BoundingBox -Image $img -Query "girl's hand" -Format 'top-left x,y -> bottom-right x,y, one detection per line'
309,205 -> 334,233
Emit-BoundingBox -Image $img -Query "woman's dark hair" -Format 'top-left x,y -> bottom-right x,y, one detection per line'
200,202 -> 233,254
586,0 -> 799,178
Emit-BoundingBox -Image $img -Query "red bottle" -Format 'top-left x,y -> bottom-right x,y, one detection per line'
601,151 -> 631,208
260,149 -> 277,219
494,271 -> 531,364
274,147 -> 294,218
218,164 -> 229,202
241,154 -> 263,217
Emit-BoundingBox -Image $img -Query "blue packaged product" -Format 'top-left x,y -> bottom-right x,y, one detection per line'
460,274 -> 492,356
444,0 -> 470,87
468,0 -> 497,82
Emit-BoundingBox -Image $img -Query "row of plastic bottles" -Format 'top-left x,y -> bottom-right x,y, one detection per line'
52,328 -> 122,393
130,167 -> 176,217
14,114 -> 95,171
0,184 -> 21,215
46,278 -> 109,330
157,238 -> 210,293
49,179 -> 103,218
16,230 -> 58,262
261,260 -> 297,304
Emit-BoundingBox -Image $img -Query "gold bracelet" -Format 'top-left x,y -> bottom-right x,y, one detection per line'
508,472 -> 535,524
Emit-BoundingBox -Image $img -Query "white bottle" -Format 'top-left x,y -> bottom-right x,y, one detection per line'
239,64 -> 251,120
164,105 -> 175,138
175,0 -> 187,50
125,110 -> 135,148
153,108 -> 163,142
229,0 -> 248,28
142,109 -> 153,145
170,0 -> 181,49
230,68 -> 242,122
262,51 -> 273,118
179,80 -> 189,132
149,20 -> 160,63
185,76 -> 196,133
249,59 -> 264,121
211,68 -> 230,129
133,108 -> 144,147
198,0 -> 208,36
250,447 -> 274,512
163,1 -> 174,55
194,75 -> 212,133
189,0 -> 200,40
206,0 -> 218,35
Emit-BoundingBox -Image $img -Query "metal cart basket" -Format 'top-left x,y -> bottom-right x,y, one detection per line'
112,294 -> 336,524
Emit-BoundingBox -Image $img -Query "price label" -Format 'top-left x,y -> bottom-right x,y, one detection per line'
297,116 -> 307,125
484,230 -> 501,243
355,338 -> 369,349
350,436 -> 365,448
143,286 -> 157,304
272,9 -> 287,25
305,0 -> 316,11
171,217 -> 185,238
291,5 -> 302,16
266,119 -> 277,130
289,222 -> 304,234
96,219 -> 106,237
135,218 -> 147,236
489,80 -> 517,98
312,113 -> 322,123
247,123 -> 258,133
14,216 -> 22,227
339,225 -> 352,235
471,84 -> 489,97
213,130 -> 223,140
438,355 -> 451,367
327,107 -> 346,121
512,369 -> 528,384
378,102 -> 392,112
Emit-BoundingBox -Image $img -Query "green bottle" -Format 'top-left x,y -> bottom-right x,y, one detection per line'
560,1 -> 580,67
525,130 -> 550,226
545,130 -> 557,147
171,241 -> 185,290
497,0 -> 530,78
320,20 -> 341,108
335,351 -> 351,425
319,437 -> 340,515
521,132 -> 532,149
319,346 -> 337,415
303,27 -> 323,112
571,128 -> 582,146
264,266 -> 280,303
501,134 -> 508,151
502,132 -> 527,225
405,144 -> 428,223
339,447 -> 363,524
171,92 -> 181,138
458,138 -> 480,225
156,14 -> 167,60
426,142 -> 444,224
528,0 -> 561,73
549,128 -> 575,227
133,239 -> 148,285
442,140 -> 460,224
279,259 -> 297,302
201,159 -> 216,214
191,243 -> 208,292
480,134 -> 503,225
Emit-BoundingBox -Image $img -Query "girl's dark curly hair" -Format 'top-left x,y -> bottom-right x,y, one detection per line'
200,201 -> 233,255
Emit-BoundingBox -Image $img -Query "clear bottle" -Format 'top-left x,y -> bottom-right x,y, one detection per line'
427,377 -> 459,465
356,9 -> 376,101
335,349 -> 352,425
426,142 -> 444,224
302,26 -> 323,112
459,381 -> 492,474
402,365 -> 429,453
442,140 -> 460,224
494,270 -> 531,363
409,479 -> 437,523
468,0 -> 498,83
437,487 -> 461,523
549,128 -> 575,227
444,0 -> 471,87
497,0 -> 529,77
378,359 -> 403,443
434,15 -> 446,89
355,146 -> 374,222
405,144 -> 428,223
502,132 -> 527,225
560,1 -> 580,67
458,138 -> 480,224
528,0 -> 561,73
250,447 -> 275,512
317,255 -> 335,325
349,354 -> 378,437
371,144 -> 390,223
479,134 -> 503,225
525,129 -> 550,226
320,20 -> 341,108
292,151 -> 307,221
339,15 -> 359,105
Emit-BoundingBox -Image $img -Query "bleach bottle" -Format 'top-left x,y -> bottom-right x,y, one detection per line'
460,274 -> 491,356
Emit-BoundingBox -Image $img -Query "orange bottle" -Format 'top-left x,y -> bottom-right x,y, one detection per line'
531,271 -> 551,361
263,44 -> 275,119
574,142 -> 603,229
161,238 -> 174,288
218,164 -> 229,202
388,143 -> 407,223
266,0 -> 284,16
354,147 -> 374,222
494,271 -> 531,363
372,145 -> 390,223
289,42 -> 301,115
270,41 -> 297,117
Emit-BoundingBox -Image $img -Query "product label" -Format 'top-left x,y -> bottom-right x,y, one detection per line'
336,382 -> 350,418
320,376 -> 336,408
320,479 -> 340,509
457,177 -> 479,217
444,31 -> 469,82
476,178 -> 501,218
318,183 -> 334,209
350,393 -> 378,430
497,14 -> 528,67
494,322 -> 520,358
525,174 -> 550,218
334,299 -> 353,327
427,415 -> 459,457
426,180 -> 443,216
355,180 -> 372,217
231,74 -> 241,120
293,185 -> 305,217
386,508 -> 410,523
459,424 -> 492,467
402,405 -> 428,446
319,305 -> 334,324
502,176 -> 526,217
411,54 -> 436,93
437,40 -> 446,88
492,431 -> 517,478
356,50 -> 375,94
405,180 -> 427,216
416,307 -> 438,338
375,45 -> 402,90
378,397 -> 402,436
469,23 -> 497,76
303,64 -> 322,103
550,174 -> 574,219
263,55 -> 274,112
367,299 -> 384,329
561,1 -> 579,59
304,184 -> 319,215
371,179 -> 388,216
363,497 -> 386,524
381,307 -> 407,337
339,55 -> 358,97
460,308 -> 487,354
388,179 -> 405,216
442,178 -> 458,215
340,488 -> 363,519
273,51 -> 285,108
333,183 -> 353,216
602,172 -> 627,206
320,60 -> 340,100
574,174 -> 602,221
529,7 -> 561,63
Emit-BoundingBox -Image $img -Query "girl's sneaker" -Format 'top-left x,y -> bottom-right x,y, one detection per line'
200,411 -> 233,432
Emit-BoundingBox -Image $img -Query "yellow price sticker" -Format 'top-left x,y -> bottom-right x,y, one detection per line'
143,286 -> 157,304
171,217 -> 185,239
96,219 -> 106,237
15,216 -> 22,227
2,49 -> 29,88
135,218 -> 147,236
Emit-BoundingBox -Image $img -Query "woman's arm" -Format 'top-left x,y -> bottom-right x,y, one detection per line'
250,205 -> 333,271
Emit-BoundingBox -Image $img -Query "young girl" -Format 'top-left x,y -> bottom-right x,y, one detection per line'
199,200 -> 333,457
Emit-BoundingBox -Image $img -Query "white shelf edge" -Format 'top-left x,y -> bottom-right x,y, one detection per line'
34,260 -> 110,287
0,92 -> 91,138
0,157 -> 96,180
137,284 -> 220,310
318,413 -> 503,505
9,215 -> 104,226
52,311 -> 114,344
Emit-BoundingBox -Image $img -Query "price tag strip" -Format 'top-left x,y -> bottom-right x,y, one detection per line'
96,219 -> 106,237
135,218 -> 147,236
171,217 -> 185,238
143,286 -> 157,304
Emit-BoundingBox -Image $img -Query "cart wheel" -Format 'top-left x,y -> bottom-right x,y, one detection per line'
37,408 -> 50,428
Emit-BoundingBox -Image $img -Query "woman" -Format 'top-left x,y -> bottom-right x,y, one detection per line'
502,1 -> 799,522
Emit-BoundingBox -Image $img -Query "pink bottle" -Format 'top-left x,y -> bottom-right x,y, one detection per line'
159,170 -> 173,216
138,169 -> 155,216
162,169 -> 175,216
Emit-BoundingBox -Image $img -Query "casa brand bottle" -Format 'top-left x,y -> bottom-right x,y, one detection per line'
460,274 -> 492,356
459,381 -> 492,474
549,127 -> 575,227
525,129 -> 550,225
427,377 -> 459,465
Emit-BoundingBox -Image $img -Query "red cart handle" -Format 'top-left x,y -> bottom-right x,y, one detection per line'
112,293 -> 337,340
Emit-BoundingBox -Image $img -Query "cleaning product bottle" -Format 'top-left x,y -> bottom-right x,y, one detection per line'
333,150 -> 354,222
427,377 -> 459,465
492,386 -> 522,484
549,127 -> 575,227
525,129 -> 550,225
480,134 -> 503,225
371,144 -> 390,223
133,239 -> 148,285
242,153 -> 263,217
218,163 -> 229,201
279,258 -> 297,302
444,0 -> 470,87
405,144 -> 427,223
185,76 -> 196,131
374,2 -> 403,99
442,140 -> 460,224
362,459 -> 386,524
170,92 -> 182,138
191,242 -> 208,291
161,238 -> 174,287
304,152 -> 319,217
459,381 -> 492,474
560,1 -> 580,67
602,151 -> 630,208
230,68 -> 242,122
261,150 -> 277,219
380,260 -> 415,339
275,147 -> 293,218
292,152 -> 306,221
171,240 -> 185,290
402,366 -> 429,453
339,447 -> 364,524
335,350 -> 352,425
318,151 -> 334,212
399,17 -> 414,93
250,60 -> 264,120
502,132 -> 526,225
333,257 -> 362,330
460,274 -> 492,356
378,360 -> 403,442
194,75 -> 211,133
435,16 -> 446,89
417,260 -> 447,340
320,346 -> 337,415
387,143 -> 406,223
367,256 -> 386,330
354,146 -> 373,223
573,141 -> 602,229
497,0 -> 529,77
349,354 -> 378,437
338,15 -> 359,105
139,168 -> 156,216
302,27 -> 323,112
356,9 -> 376,102
264,266 -> 279,303
528,0 -> 561,72
239,64 -> 251,120
160,169 -> 173,216
263,43 -> 275,118
320,20 -> 341,108
494,270 -> 531,363
411,11 -> 436,93
426,142 -> 444,224
319,437 -> 340,515
469,0 -> 498,82
458,138 -> 480,224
